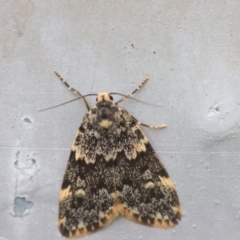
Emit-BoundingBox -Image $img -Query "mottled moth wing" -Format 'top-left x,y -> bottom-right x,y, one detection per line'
115,109 -> 181,228
58,114 -> 119,238
58,91 -> 181,238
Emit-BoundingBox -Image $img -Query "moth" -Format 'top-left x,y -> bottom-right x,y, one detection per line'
54,71 -> 181,238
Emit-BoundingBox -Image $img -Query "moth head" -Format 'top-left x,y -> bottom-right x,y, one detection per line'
96,92 -> 113,103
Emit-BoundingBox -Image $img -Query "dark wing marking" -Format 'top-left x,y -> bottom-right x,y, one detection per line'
58,115 -> 118,238
114,110 -> 181,228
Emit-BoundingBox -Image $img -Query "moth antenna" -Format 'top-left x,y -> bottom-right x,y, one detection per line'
116,76 -> 149,104
54,70 -> 91,111
110,92 -> 163,108
38,94 -> 97,112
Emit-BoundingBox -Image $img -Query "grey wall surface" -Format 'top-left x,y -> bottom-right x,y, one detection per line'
1,1 -> 240,240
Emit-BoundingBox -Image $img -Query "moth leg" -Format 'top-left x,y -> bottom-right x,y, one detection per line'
140,123 -> 167,129
54,70 -> 91,111
116,77 -> 149,105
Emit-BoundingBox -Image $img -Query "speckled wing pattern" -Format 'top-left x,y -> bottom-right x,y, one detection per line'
58,92 -> 181,238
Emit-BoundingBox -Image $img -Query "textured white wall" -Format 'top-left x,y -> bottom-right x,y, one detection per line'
1,1 -> 240,239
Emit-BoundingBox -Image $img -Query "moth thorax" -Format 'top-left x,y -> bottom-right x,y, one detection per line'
94,101 -> 117,129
